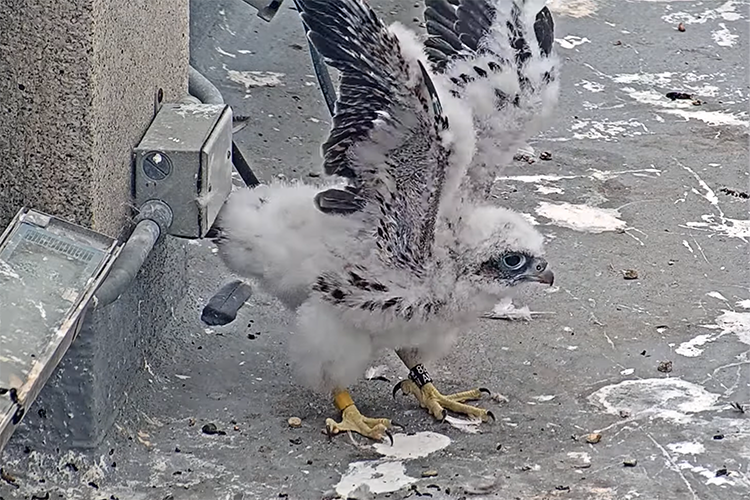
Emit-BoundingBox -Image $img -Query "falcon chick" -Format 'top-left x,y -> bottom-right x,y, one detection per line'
216,0 -> 559,442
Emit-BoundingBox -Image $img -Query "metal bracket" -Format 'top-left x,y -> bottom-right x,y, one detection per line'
242,0 -> 284,22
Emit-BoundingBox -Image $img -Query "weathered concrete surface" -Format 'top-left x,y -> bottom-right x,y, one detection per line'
0,0 -> 188,236
0,0 -> 190,451
2,0 -> 749,499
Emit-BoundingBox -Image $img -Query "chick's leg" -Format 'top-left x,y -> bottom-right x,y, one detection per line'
325,388 -> 395,443
393,348 -> 494,422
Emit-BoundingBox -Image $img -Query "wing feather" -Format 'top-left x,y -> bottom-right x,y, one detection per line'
424,0 -> 560,198
298,0 -> 451,270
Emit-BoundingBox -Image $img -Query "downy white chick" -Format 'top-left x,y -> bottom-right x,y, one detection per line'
215,0 -> 559,442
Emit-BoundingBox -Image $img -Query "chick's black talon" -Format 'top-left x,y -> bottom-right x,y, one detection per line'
487,411 -> 496,422
390,420 -> 405,430
479,387 -> 491,395
326,426 -> 334,441
392,381 -> 405,399
385,429 -> 394,446
440,409 -> 448,422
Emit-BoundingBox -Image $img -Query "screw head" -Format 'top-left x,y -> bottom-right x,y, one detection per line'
142,151 -> 172,181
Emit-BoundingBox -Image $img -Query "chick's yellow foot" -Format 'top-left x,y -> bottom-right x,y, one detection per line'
325,389 -> 397,444
325,405 -> 395,444
393,380 -> 494,422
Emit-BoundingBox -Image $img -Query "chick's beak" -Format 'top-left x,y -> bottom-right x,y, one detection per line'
523,258 -> 554,286
536,267 -> 555,286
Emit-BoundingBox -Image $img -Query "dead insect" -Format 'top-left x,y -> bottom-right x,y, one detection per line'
0,468 -> 18,488
716,468 -> 729,477
719,187 -> 750,199
657,360 -> 673,373
730,402 -> 745,413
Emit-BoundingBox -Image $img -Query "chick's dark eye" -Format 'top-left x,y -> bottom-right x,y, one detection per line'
502,253 -> 525,270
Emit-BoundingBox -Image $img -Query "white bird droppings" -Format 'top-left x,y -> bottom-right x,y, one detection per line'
443,415 -> 483,434
712,23 -> 739,46
714,310 -> 750,346
533,395 -> 557,402
535,202 -> 627,233
667,441 -> 706,455
372,431 -> 451,460
589,378 -> 721,424
676,334 -> 715,357
225,67 -> 285,89
555,35 -> 591,49
335,432 -> 451,497
547,0 -> 597,18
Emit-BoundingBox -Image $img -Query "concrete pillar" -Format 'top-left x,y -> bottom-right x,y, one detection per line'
0,0 -> 188,235
0,0 -> 190,450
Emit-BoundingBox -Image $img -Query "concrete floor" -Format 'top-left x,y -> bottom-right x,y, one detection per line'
2,0 -> 750,499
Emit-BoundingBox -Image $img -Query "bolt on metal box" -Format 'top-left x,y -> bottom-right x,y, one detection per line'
134,103 -> 234,239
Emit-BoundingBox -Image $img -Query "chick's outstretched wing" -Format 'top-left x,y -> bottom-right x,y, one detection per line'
424,0 -> 559,198
299,0 -> 451,271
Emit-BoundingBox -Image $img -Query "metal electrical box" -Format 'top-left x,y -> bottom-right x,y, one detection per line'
0,209 -> 121,452
134,103 -> 234,239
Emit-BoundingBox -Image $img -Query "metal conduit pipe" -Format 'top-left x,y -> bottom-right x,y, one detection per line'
188,65 -> 225,105
92,200 -> 173,309
292,0 -> 336,116
188,65 -> 260,188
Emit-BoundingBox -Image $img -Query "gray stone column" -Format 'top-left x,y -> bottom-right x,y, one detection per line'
0,0 -> 188,235
0,0 -> 190,450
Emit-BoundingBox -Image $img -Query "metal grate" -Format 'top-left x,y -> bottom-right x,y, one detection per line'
23,229 -> 95,263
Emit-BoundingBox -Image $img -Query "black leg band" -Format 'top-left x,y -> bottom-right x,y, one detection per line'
408,364 -> 433,388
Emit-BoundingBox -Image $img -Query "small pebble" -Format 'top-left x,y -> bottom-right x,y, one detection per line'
288,417 -> 302,428
201,423 -> 226,436
586,433 -> 602,444
622,269 -> 638,280
623,458 -> 638,467
421,470 -> 438,478
539,151 -> 552,161
677,22 -> 686,32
